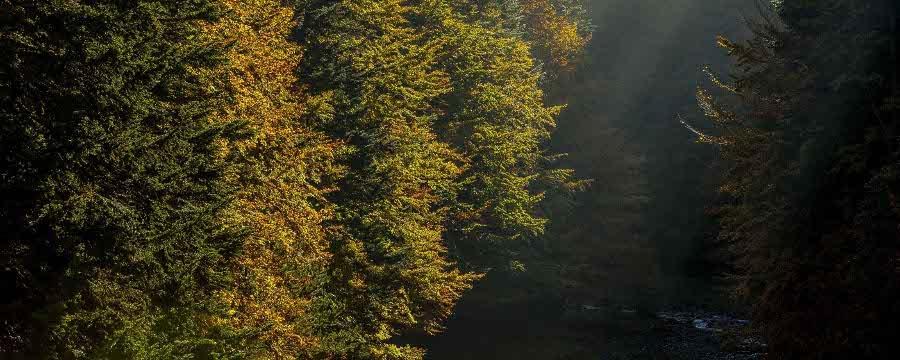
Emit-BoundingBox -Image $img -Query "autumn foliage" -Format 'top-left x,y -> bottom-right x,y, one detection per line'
0,0 -> 588,358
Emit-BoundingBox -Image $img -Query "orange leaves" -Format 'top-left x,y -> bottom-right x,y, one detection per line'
206,0 -> 304,146
202,0 -> 343,357
193,0 -> 574,356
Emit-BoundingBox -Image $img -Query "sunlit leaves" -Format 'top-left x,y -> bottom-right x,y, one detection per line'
0,0 -> 587,357
199,0 -> 343,357
297,1 -> 480,357
519,0 -> 591,73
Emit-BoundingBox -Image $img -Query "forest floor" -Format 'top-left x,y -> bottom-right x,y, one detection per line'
413,299 -> 766,360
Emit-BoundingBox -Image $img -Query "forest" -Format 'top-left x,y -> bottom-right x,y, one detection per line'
0,0 -> 898,359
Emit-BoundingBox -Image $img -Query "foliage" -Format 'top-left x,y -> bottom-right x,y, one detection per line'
423,0 -> 586,268
198,0 -> 344,357
296,0 -> 482,357
518,0 -> 591,74
449,0 -> 591,76
0,0 -> 246,357
0,0 -> 586,357
698,0 -> 900,357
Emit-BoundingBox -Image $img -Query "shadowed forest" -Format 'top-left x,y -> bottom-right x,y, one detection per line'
1,0 -> 899,359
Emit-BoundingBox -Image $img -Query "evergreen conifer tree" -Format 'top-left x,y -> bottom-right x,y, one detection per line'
698,0 -> 900,357
0,1 -> 246,357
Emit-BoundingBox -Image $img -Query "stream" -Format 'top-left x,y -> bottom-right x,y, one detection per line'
415,300 -> 766,360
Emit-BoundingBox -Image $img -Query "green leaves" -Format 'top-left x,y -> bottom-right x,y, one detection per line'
1,0 -> 583,357
296,2 -> 478,357
1,0 -> 244,357
433,11 -> 565,265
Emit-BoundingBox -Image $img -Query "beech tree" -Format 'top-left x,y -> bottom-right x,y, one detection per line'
198,0 -> 344,357
0,1 -> 588,358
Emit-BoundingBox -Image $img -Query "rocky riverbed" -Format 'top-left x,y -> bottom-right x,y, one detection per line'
416,300 -> 767,360
650,310 -> 766,360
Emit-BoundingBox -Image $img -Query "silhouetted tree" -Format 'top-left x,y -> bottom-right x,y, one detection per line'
699,0 -> 900,357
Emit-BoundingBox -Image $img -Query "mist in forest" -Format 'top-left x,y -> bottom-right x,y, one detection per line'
5,0 -> 900,358
417,0 -> 754,358
421,0 -> 900,358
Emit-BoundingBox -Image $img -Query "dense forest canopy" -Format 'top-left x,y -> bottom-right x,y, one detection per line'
2,0 -> 899,359
0,0 -> 588,358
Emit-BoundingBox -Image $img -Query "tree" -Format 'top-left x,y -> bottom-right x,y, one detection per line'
697,0 -> 900,357
294,0 -> 585,356
0,1 -> 587,357
0,1 -> 246,357
415,0 -> 589,271
197,0 -> 344,357
445,0 -> 591,77
297,1 -> 479,357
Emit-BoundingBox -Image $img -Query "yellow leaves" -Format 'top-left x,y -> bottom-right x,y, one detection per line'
702,65 -> 739,94
519,0 -> 590,73
193,0 -> 573,357
199,0 -> 347,357
716,35 -> 738,54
